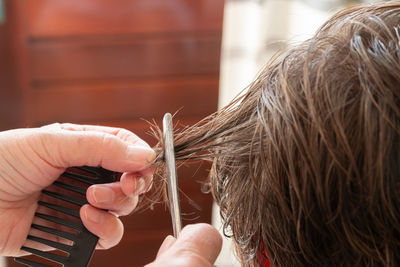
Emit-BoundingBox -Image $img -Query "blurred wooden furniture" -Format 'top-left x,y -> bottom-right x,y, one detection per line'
0,0 -> 223,266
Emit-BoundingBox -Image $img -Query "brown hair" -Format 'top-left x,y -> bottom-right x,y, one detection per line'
153,2 -> 400,266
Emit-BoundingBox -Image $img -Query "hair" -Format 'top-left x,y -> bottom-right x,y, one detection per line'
152,2 -> 400,266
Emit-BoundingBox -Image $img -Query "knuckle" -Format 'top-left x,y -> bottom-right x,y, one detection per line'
40,122 -> 61,130
100,133 -> 118,148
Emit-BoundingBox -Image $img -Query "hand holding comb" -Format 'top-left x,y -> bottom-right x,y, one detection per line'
14,114 -> 182,266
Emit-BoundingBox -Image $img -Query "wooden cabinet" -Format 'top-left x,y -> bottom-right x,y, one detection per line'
0,0 -> 223,266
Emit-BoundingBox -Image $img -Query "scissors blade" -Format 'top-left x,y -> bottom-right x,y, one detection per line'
162,113 -> 182,237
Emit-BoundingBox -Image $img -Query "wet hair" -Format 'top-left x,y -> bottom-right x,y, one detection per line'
153,2 -> 400,266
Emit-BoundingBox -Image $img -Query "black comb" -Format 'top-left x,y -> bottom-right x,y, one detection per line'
14,166 -> 118,267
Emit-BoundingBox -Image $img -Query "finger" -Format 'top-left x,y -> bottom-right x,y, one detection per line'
43,130 -> 156,172
137,164 -> 156,178
120,172 -> 153,196
59,123 -> 151,148
80,205 -> 123,249
149,223 -> 222,267
86,182 -> 139,216
42,123 -> 150,148
156,235 -> 176,258
171,224 -> 222,264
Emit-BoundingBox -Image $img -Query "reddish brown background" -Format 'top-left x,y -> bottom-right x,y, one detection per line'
0,0 -> 224,266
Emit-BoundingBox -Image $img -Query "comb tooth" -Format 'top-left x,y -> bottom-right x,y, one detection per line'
38,201 -> 80,218
31,224 -> 78,242
14,257 -> 53,267
27,235 -> 73,253
75,166 -> 103,175
42,190 -> 87,206
61,171 -> 96,185
35,213 -> 83,231
21,246 -> 68,265
53,181 -> 87,195
76,166 -> 117,180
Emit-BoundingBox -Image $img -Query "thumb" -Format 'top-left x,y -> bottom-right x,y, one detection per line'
37,129 -> 156,173
156,235 -> 176,257
148,223 -> 222,267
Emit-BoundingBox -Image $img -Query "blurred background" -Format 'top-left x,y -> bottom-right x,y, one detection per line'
0,0 -> 391,266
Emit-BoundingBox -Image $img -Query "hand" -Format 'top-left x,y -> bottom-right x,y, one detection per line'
0,123 -> 156,256
146,224 -> 222,267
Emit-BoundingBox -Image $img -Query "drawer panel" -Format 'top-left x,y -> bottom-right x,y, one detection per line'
30,77 -> 219,125
29,34 -> 221,82
26,0 -> 224,37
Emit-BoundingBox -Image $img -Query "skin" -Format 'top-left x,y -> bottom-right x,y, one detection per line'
0,123 -> 222,266
147,223 -> 222,267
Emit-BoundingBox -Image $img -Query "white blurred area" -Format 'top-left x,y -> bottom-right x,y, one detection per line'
214,0 -> 382,265
218,0 -> 334,110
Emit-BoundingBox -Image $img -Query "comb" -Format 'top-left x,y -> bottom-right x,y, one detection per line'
14,166 -> 118,267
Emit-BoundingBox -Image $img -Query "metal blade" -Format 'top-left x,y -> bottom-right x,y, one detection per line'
163,113 -> 182,237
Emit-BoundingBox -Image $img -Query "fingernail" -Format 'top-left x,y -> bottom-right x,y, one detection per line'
92,186 -> 115,204
162,235 -> 176,249
134,177 -> 147,195
84,207 -> 104,224
127,146 -> 156,164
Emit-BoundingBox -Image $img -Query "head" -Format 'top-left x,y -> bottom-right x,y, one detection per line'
155,2 -> 400,266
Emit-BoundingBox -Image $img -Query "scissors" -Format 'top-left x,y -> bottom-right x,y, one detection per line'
162,113 -> 182,237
